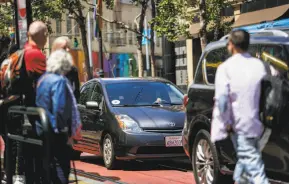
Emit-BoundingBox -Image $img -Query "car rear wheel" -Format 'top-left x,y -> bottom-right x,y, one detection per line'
192,129 -> 223,184
103,134 -> 117,169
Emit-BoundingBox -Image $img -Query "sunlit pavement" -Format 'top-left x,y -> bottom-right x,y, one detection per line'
72,153 -> 195,184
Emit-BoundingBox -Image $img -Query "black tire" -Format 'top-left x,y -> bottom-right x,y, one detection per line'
192,129 -> 225,184
102,134 -> 117,170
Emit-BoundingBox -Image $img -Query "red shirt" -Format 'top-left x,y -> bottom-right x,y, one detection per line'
24,42 -> 46,75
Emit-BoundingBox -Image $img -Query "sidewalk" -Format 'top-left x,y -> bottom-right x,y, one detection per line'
69,175 -> 114,184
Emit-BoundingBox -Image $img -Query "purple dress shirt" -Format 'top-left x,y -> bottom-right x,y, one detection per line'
211,53 -> 267,143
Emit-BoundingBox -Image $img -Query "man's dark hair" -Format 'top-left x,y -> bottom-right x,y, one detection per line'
229,30 -> 250,51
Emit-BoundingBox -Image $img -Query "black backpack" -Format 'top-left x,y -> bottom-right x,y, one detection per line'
259,62 -> 289,129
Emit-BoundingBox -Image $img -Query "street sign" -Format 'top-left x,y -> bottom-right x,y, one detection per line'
18,0 -> 26,19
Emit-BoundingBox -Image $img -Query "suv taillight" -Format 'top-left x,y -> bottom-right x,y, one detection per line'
183,95 -> 189,107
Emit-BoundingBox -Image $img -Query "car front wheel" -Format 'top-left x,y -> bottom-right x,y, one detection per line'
102,134 -> 117,169
192,129 -> 222,184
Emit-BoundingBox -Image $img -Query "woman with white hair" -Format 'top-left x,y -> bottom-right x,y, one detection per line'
36,49 -> 81,184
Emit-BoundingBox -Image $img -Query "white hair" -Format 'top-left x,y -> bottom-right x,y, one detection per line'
52,36 -> 71,51
46,49 -> 73,75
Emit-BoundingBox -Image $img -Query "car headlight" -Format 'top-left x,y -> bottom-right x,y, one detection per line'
115,114 -> 142,133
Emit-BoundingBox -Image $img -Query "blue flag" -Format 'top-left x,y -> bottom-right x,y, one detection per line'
142,29 -> 151,45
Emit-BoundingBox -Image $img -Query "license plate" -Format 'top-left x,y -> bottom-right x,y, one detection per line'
165,136 -> 183,147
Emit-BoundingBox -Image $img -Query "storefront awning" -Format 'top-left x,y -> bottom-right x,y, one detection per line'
234,18 -> 289,32
233,4 -> 289,28
189,16 -> 234,36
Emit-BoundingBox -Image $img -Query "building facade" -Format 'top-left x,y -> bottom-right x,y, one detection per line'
47,0 -> 163,81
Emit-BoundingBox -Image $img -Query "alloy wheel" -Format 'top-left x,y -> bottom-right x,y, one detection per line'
103,137 -> 113,166
195,139 -> 214,184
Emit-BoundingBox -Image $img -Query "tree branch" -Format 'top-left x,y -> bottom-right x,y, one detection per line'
134,13 -> 141,30
95,13 -> 152,41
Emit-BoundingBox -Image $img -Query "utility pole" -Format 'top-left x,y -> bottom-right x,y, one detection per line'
97,0 -> 103,72
98,27 -> 103,71
26,0 -> 32,28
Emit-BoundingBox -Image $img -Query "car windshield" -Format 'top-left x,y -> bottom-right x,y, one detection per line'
105,81 -> 184,106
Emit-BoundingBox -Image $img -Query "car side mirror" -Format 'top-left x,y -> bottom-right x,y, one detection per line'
86,101 -> 99,109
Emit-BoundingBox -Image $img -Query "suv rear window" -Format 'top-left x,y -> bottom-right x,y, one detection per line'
204,44 -> 289,84
205,47 -> 230,84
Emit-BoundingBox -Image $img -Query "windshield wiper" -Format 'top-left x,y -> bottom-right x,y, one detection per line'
113,104 -> 161,107
153,102 -> 182,106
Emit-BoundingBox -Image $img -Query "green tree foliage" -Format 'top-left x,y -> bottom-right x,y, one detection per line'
0,0 -> 63,34
0,2 -> 13,35
31,0 -> 63,33
152,0 -> 195,41
153,0 -> 232,42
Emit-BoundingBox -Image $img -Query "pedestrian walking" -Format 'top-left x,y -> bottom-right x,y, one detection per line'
51,36 -> 81,101
36,49 -> 82,184
210,30 -> 269,184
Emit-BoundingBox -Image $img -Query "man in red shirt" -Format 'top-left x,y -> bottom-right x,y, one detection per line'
23,21 -> 47,107
22,21 -> 48,184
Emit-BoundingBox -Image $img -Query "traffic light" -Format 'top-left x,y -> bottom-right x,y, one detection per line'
74,38 -> 78,48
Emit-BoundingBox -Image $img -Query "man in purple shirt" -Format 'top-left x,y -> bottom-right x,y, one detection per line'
211,30 -> 269,184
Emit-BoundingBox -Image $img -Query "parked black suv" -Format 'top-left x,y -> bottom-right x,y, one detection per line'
182,30 -> 289,184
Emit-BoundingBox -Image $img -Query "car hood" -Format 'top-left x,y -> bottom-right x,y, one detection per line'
113,105 -> 185,130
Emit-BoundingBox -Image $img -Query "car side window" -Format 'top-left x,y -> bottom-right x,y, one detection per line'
259,44 -> 288,62
90,84 -> 103,106
248,45 -> 259,58
194,56 -> 204,84
205,45 -> 260,84
205,47 -> 229,84
79,82 -> 95,105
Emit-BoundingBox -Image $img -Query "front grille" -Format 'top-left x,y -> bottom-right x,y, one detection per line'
137,146 -> 184,154
142,129 -> 183,133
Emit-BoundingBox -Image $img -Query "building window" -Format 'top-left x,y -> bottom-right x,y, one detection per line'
127,22 -> 133,45
156,37 -> 160,47
66,15 -> 72,34
241,0 -> 288,14
56,19 -> 61,34
133,23 -> 137,44
222,6 -> 234,16
102,22 -> 107,42
121,31 -> 126,45
74,21 -> 79,35
107,23 -> 114,44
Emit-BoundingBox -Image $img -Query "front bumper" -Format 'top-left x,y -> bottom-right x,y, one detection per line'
115,130 -> 186,160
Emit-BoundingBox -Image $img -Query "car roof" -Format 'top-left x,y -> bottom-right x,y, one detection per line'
205,36 -> 289,52
86,77 -> 172,85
